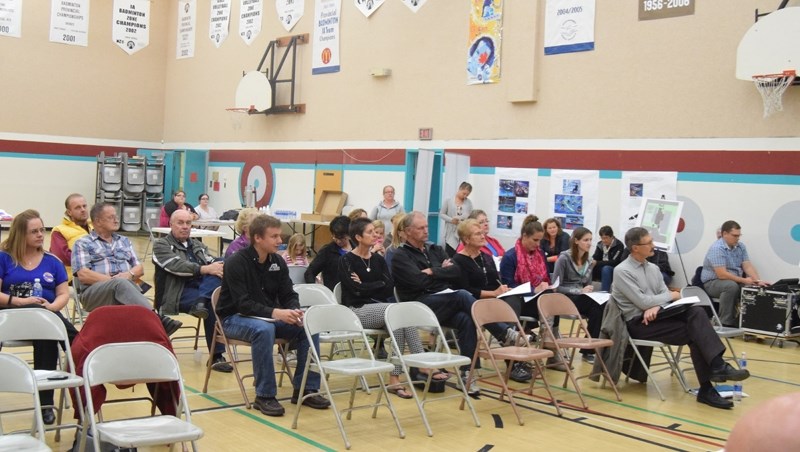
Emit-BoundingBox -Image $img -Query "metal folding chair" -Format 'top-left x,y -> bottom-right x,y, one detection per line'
0,352 -> 51,451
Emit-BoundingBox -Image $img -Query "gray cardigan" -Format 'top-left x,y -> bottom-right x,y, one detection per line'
551,251 -> 593,295
439,197 -> 472,249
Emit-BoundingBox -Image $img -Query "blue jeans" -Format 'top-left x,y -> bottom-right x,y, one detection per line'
221,314 -> 321,398
600,265 -> 614,292
179,274 -> 224,355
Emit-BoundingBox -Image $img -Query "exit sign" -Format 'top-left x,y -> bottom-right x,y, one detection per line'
419,128 -> 433,140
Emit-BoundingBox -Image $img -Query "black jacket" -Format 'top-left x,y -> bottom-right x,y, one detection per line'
391,242 -> 460,302
217,245 -> 299,320
304,241 -> 345,290
452,252 -> 501,300
337,252 -> 393,308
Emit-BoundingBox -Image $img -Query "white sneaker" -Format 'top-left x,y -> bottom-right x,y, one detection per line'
461,371 -> 481,396
504,327 -> 533,346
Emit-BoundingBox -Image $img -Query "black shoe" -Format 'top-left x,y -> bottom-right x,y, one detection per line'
159,314 -> 183,336
253,396 -> 285,416
189,301 -> 209,320
291,389 -> 331,409
210,355 -> 233,373
376,347 -> 388,360
41,408 -> 55,425
697,388 -> 733,409
509,362 -> 532,383
581,353 -> 596,364
709,363 -> 750,383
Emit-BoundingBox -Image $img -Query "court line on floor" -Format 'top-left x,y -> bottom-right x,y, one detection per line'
184,385 -> 336,452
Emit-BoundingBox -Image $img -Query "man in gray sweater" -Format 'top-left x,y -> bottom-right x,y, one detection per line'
612,227 -> 749,409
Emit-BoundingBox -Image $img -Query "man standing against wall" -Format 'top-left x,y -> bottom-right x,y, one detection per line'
701,220 -> 768,327
50,193 -> 92,281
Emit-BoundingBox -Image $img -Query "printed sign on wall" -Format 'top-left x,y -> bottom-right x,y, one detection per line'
112,0 -> 150,55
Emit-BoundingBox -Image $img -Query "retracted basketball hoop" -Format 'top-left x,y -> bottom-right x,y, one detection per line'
752,70 -> 796,118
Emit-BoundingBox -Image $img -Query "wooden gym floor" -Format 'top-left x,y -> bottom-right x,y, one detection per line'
1,233 -> 798,451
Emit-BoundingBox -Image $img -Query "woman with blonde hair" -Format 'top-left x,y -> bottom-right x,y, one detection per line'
281,233 -> 309,266
225,208 -> 259,258
0,209 -> 78,425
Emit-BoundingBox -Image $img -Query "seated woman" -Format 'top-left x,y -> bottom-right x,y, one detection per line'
337,217 -> 447,398
551,227 -> 605,363
305,216 -> 351,291
383,213 -> 407,273
591,225 -> 624,292
0,209 -> 79,425
370,219 -> 386,256
281,233 -> 309,266
162,190 -> 199,226
224,208 -> 258,258
541,217 -> 570,274
455,209 -> 505,258
195,193 -> 219,230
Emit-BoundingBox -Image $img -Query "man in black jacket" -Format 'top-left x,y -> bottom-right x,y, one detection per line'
591,225 -> 625,292
217,214 -> 330,416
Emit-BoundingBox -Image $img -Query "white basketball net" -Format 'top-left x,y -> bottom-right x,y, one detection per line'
226,108 -> 250,130
753,71 -> 796,118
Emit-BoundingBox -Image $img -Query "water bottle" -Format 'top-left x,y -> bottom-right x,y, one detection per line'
32,278 -> 43,298
733,352 -> 746,404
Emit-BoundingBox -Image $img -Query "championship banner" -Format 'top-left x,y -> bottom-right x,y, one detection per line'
312,0 -> 340,75
0,0 -> 23,38
209,0 -> 231,48
276,0 -> 303,32
401,0 -> 427,13
493,168 -> 538,237
619,171 -> 677,239
112,0 -> 150,55
177,0 -> 196,59
49,0 -> 89,46
467,0 -> 502,85
544,0 -> 595,55
354,0 -> 385,18
548,169 -> 599,235
239,0 -> 263,45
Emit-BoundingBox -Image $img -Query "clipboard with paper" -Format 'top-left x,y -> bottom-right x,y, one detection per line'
497,277 -> 560,303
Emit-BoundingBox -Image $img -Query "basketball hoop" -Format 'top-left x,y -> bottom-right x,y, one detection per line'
226,106 -> 254,130
752,70 -> 796,118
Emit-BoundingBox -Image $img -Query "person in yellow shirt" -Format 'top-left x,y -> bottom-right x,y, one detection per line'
50,193 -> 92,281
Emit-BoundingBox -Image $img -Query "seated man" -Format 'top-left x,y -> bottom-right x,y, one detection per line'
153,209 -> 232,372
612,227 -> 749,409
700,220 -> 768,327
216,214 -> 330,416
391,211 -> 513,395
71,202 -> 182,335
50,193 -> 92,282
591,225 -> 624,292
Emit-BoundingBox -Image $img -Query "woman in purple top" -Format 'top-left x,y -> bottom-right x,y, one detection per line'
0,209 -> 78,425
225,208 -> 258,258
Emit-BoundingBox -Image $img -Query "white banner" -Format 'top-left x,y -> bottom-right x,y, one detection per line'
177,0 -> 196,59
549,169 -> 599,235
209,0 -> 231,48
354,0 -> 384,18
112,0 -> 150,55
619,171 -> 677,240
239,0 -> 262,45
493,168 -> 538,237
49,0 -> 89,46
401,0 -> 427,13
312,0 -> 340,75
0,0 -> 22,38
276,0 -> 303,32
544,0 -> 595,55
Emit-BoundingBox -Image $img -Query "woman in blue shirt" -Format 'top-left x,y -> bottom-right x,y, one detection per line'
0,209 -> 78,425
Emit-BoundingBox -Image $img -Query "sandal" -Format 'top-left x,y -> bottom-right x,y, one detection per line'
387,386 -> 413,399
414,369 -> 451,382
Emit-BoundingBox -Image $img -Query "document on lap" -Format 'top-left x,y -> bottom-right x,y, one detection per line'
663,295 -> 700,309
498,282 -> 531,299
584,292 -> 611,305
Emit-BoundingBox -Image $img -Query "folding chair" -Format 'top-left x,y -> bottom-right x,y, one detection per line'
78,342 -> 203,452
288,265 -> 308,284
392,287 -> 460,354
682,286 -> 745,368
333,283 -> 390,356
538,293 -> 621,409
292,304 -> 404,450
384,302 -> 480,437
465,299 -> 562,425
0,309 -> 84,443
0,352 -> 51,452
202,287 -> 292,409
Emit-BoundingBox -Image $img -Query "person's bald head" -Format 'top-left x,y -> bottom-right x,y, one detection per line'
726,392 -> 800,452
170,209 -> 193,241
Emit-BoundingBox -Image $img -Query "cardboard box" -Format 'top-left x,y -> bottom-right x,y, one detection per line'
300,190 -> 347,222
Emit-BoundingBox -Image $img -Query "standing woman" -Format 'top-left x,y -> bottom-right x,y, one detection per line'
0,209 -> 78,425
551,227 -> 604,363
455,209 -> 505,258
541,218 -> 570,273
338,218 -> 446,398
164,190 -> 199,220
370,185 -> 405,223
440,181 -> 473,256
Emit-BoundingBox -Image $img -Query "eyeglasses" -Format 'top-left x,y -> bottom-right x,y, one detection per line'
636,240 -> 654,247
200,197 -> 209,200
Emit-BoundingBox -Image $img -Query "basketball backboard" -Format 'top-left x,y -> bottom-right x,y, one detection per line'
234,71 -> 273,112
736,6 -> 800,80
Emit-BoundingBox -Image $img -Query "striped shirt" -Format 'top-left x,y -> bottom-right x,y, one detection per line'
71,231 -> 140,277
700,238 -> 749,283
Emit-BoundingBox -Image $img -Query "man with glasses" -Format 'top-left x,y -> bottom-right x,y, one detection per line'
700,220 -> 768,327
612,227 -> 749,409
72,203 -> 182,335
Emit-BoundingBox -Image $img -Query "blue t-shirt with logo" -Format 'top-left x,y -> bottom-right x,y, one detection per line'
0,251 -> 67,303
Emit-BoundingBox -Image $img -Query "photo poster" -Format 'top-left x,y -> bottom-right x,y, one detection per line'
401,0 -> 427,13
209,0 -> 231,48
239,0 -> 263,45
619,171 -> 677,240
112,0 -> 150,55
176,0 -> 196,59
312,0 -> 341,74
49,0 -> 90,47
276,0 -> 303,32
467,0 -> 502,85
548,169 -> 599,235
636,198 -> 683,253
0,0 -> 22,38
493,168 -> 537,237
544,0 -> 595,55
354,0 -> 386,18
